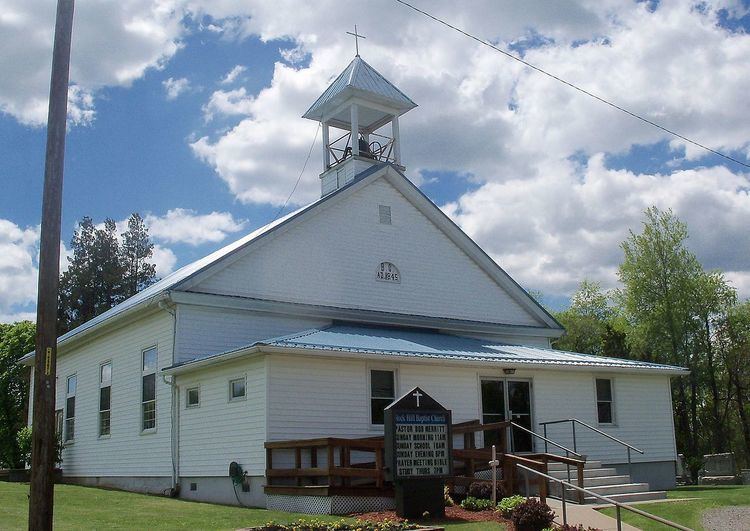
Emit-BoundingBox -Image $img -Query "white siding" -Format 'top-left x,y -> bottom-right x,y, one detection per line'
175,305 -> 328,363
533,372 -> 678,463
54,310 -> 174,477
192,177 -> 540,327
178,356 -> 266,476
267,354 -> 677,465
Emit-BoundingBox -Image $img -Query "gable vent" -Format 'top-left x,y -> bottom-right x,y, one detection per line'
379,205 -> 392,225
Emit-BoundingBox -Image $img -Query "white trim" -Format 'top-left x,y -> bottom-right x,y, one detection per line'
367,364 -> 398,428
64,373 -> 77,443
185,385 -> 200,409
594,377 -> 616,426
98,360 -> 112,438
228,376 -> 247,403
141,346 -> 158,433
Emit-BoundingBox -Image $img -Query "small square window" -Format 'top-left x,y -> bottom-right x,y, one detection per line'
229,378 -> 246,401
186,387 -> 200,408
379,205 -> 392,225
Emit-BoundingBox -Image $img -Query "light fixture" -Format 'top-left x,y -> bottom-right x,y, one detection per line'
503,368 -> 516,375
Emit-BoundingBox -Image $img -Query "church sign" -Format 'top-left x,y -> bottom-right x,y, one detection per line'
385,387 -> 452,518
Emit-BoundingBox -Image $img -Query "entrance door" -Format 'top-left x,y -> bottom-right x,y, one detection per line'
480,378 -> 533,453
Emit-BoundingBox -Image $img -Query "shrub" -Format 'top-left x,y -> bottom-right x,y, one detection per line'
468,480 -> 504,500
511,498 -> 556,531
16,427 -> 63,467
496,494 -> 526,517
444,485 -> 455,507
460,496 -> 496,511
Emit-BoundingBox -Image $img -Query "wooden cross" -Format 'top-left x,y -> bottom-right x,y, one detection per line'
346,25 -> 366,56
412,389 -> 423,407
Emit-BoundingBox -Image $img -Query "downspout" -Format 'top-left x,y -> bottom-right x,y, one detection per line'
158,297 -> 180,495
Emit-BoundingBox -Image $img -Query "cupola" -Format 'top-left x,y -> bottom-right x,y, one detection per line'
303,53 -> 416,197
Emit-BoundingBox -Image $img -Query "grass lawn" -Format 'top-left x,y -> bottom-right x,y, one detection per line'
600,485 -> 750,530
0,482 -> 503,530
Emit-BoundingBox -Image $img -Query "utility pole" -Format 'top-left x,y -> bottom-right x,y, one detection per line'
28,1 -> 74,529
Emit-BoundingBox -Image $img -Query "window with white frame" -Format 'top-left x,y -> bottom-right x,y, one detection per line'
99,362 -> 112,436
141,347 -> 157,431
64,375 -> 76,441
370,369 -> 395,425
55,409 -> 63,441
186,386 -> 200,408
229,378 -> 246,401
596,378 -> 614,424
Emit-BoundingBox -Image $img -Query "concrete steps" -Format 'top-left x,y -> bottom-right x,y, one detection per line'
546,459 -> 666,504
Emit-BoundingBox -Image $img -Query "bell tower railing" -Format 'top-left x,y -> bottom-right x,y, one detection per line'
326,130 -> 397,169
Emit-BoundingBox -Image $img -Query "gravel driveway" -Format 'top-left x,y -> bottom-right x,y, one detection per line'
701,506 -> 750,531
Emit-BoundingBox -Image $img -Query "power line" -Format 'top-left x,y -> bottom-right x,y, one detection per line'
394,0 -> 750,170
273,121 -> 321,221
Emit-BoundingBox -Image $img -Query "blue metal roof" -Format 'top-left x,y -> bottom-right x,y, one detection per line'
303,56 -> 417,121
260,324 -> 687,373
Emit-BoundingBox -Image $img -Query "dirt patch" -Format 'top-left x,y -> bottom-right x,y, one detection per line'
701,506 -> 750,531
353,506 -> 513,528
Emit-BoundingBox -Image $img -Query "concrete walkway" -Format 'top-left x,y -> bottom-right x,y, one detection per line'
547,499 -> 640,531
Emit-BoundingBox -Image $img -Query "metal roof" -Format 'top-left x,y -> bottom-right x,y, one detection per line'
303,56 -> 417,121
258,324 -> 688,373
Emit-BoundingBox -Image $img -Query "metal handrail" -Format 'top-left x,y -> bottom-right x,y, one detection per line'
509,421 -> 584,459
514,463 -> 691,531
540,418 -> 645,454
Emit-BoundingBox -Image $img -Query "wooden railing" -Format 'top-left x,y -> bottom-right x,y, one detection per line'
264,420 -> 587,502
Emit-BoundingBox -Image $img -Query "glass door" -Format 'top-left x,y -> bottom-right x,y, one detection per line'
481,378 -> 533,453
480,379 -> 506,448
508,380 -> 533,452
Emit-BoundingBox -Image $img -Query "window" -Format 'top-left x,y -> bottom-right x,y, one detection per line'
370,369 -> 395,425
99,362 -> 112,436
379,205 -> 392,225
64,375 -> 76,441
229,378 -> 246,401
186,386 -> 200,408
596,378 -> 614,424
142,347 -> 157,431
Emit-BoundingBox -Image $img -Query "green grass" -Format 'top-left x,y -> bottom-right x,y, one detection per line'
600,485 -> 750,530
0,482 -> 503,530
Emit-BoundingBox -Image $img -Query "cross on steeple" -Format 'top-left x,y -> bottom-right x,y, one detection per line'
346,25 -> 366,56
412,389 -> 423,408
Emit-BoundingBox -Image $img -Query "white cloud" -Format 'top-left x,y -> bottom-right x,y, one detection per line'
201,87 -> 254,121
184,0 -> 750,298
0,0 -> 184,126
145,208 -> 247,246
0,220 -> 40,322
220,64 -> 246,85
162,76 -> 190,100
152,244 -> 177,276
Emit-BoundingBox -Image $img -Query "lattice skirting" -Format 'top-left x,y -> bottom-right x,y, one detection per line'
266,494 -> 396,515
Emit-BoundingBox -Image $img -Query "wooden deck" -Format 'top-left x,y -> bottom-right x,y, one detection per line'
264,420 -> 586,503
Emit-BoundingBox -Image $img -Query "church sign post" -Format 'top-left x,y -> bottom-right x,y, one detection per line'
384,387 -> 452,518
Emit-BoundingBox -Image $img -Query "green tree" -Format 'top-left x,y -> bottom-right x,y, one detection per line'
0,321 -> 35,468
618,207 -> 736,469
553,280 -> 612,355
120,213 -> 157,298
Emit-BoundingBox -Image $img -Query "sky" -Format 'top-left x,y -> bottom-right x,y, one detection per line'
1,0 -> 750,323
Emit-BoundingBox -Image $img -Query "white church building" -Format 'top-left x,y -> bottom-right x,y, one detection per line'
25,54 -> 687,512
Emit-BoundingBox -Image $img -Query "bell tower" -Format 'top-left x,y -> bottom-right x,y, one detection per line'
302,54 -> 417,197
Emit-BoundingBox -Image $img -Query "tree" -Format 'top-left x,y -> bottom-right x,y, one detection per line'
553,280 -> 612,355
618,207 -> 737,471
58,214 -> 158,332
120,213 -> 157,298
0,321 -> 35,468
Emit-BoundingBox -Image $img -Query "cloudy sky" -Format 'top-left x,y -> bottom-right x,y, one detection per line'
1,0 -> 749,322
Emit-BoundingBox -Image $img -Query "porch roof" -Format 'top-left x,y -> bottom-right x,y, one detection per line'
164,324 -> 689,375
